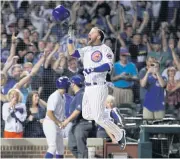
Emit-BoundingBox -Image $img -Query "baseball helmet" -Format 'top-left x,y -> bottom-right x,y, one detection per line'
52,5 -> 70,22
70,75 -> 84,87
56,76 -> 71,89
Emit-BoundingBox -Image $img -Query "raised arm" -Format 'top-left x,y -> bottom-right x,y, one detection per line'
117,34 -> 126,48
2,56 -> 19,76
106,15 -> 116,34
69,2 -> 80,25
31,54 -> 46,76
7,33 -> 17,62
140,68 -> 153,87
39,99 -> 47,108
42,23 -> 56,41
15,55 -> 46,89
132,8 -> 137,30
169,45 -> 180,71
161,23 -> 168,52
156,73 -> 166,88
67,28 -> 77,56
85,1 -> 99,16
7,1 -> 15,13
52,53 -> 67,74
137,11 -> 149,33
44,43 -> 59,68
119,5 -> 125,33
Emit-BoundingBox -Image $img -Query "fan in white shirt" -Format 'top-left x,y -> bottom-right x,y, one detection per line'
2,88 -> 27,138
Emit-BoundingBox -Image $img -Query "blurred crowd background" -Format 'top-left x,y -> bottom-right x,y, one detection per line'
1,1 -> 180,139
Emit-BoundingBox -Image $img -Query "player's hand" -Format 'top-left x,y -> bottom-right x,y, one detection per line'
83,68 -> 94,75
61,119 -> 69,128
57,121 -> 63,128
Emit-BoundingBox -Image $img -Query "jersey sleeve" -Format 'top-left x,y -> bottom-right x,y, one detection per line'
76,47 -> 86,59
102,46 -> 114,70
47,94 -> 58,111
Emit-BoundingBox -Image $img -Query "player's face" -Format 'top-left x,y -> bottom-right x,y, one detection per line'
88,28 -> 100,45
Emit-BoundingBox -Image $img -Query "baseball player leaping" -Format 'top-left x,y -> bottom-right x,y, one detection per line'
43,76 -> 71,158
67,27 -> 126,150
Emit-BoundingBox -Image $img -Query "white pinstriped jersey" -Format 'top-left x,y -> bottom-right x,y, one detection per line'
78,44 -> 114,83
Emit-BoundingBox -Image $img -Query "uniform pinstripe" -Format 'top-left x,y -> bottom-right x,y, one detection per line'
79,44 -> 124,142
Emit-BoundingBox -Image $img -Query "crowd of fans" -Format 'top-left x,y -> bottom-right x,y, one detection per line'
1,1 -> 180,138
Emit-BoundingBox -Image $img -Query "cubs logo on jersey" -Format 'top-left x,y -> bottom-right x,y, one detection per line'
91,51 -> 102,62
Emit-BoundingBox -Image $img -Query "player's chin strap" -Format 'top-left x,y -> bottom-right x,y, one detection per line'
93,63 -> 111,72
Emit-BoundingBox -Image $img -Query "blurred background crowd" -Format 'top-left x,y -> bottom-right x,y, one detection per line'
1,0 -> 180,139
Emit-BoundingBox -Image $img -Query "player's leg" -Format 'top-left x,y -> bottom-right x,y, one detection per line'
43,119 -> 57,158
82,89 -> 93,120
55,129 -> 64,158
89,85 -> 126,148
68,124 -> 78,158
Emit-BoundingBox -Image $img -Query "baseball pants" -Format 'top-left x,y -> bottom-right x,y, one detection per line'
82,85 -> 123,141
43,119 -> 64,155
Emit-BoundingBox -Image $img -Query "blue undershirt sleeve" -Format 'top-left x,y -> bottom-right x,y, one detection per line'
71,50 -> 80,58
93,63 -> 111,72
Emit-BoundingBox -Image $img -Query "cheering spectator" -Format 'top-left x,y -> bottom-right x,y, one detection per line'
129,33 -> 147,71
2,88 -> 27,138
24,91 -> 46,137
97,95 -> 124,143
3,63 -> 22,94
148,24 -> 173,73
162,61 -> 180,80
139,56 -> 157,111
166,67 -> 180,118
170,44 -> 180,71
111,47 -> 138,106
141,62 -> 166,119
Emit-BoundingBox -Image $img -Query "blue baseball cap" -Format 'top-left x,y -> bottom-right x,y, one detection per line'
70,75 -> 84,87
52,5 -> 70,22
56,76 -> 71,89
120,47 -> 130,56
